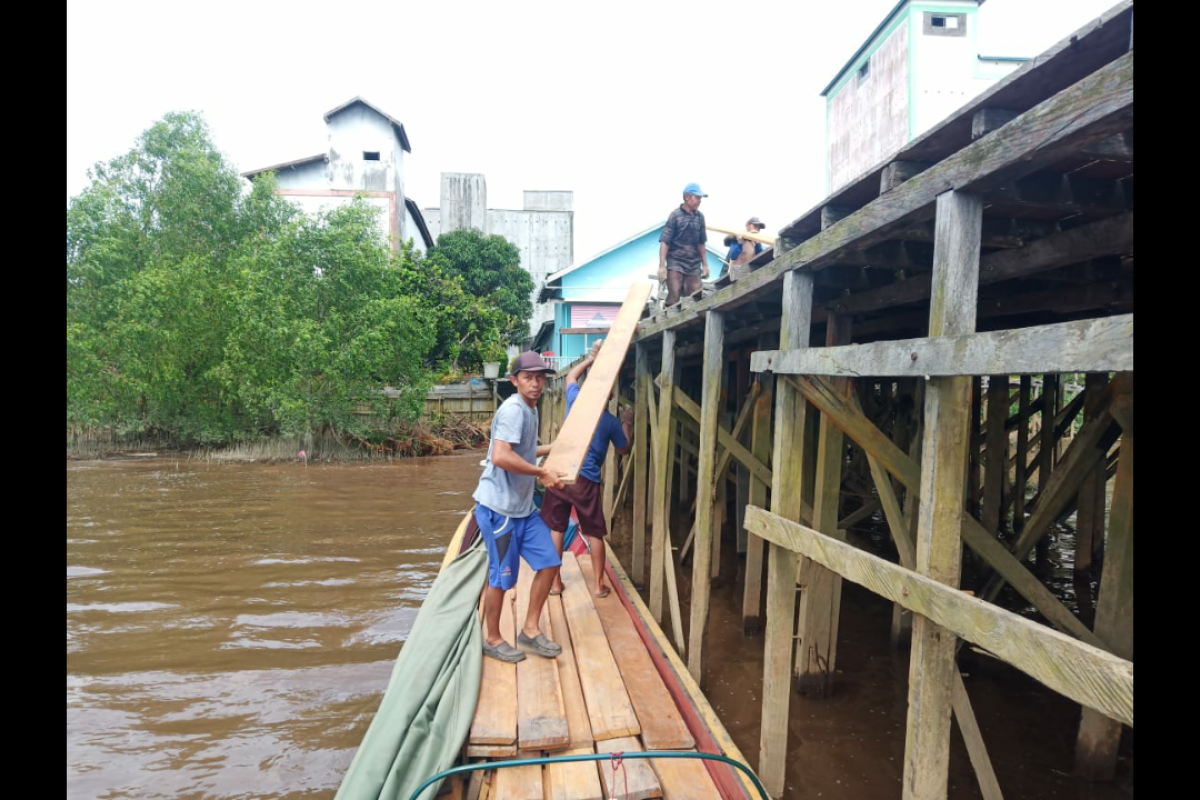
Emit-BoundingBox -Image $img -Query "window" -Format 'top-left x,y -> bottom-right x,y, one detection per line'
363,151 -> 381,161
858,58 -> 870,84
924,12 -> 966,36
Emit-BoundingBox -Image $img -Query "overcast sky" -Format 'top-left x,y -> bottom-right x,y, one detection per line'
67,0 -> 1120,261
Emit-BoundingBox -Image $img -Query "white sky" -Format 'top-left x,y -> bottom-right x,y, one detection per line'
67,0 -> 1120,263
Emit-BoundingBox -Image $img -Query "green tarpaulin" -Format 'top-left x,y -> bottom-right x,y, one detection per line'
335,538 -> 487,800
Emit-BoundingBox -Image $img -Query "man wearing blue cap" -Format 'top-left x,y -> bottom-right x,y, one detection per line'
658,183 -> 709,307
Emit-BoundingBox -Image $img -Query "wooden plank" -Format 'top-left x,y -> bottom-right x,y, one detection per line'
796,313 -> 851,697
752,315 -> 1133,378
514,563 -> 569,751
559,553 -> 641,740
548,596 -> 595,751
672,388 -> 771,486
649,331 -> 677,623
595,737 -> 663,800
545,283 -> 653,485
471,589 -> 518,745
745,507 -> 1134,727
742,371 -> 774,634
662,503 -> 687,657
687,309 -> 725,682
636,51 -> 1134,343
492,764 -> 543,800
786,373 -> 1104,646
706,223 -> 774,245
546,748 -> 604,800
578,554 -> 695,750
650,750 -> 724,800
904,189 -> 982,800
466,742 -> 518,758
1076,420 -> 1134,779
984,375 -> 1010,538
759,270 -> 814,799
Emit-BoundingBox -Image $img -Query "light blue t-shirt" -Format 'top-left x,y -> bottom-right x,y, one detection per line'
473,394 -> 540,517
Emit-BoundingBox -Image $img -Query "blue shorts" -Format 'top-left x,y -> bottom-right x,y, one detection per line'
475,504 -> 562,590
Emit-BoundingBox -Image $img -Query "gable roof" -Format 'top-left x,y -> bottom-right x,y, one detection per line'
242,153 -> 328,179
324,96 -> 412,152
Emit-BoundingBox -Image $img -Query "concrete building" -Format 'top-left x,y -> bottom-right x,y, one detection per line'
423,173 -> 574,337
822,0 -> 1028,192
242,97 -> 434,254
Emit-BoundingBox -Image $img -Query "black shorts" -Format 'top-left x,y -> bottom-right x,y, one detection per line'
541,477 -> 608,539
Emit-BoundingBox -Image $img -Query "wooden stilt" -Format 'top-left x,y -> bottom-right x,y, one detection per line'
1036,374 -> 1059,566
687,309 -> 725,683
903,189 -> 983,800
969,376 -> 983,519
650,331 -> 676,623
1076,380 -> 1133,780
1076,373 -> 1109,577
632,344 -> 650,586
984,375 -> 1009,538
1014,376 -> 1032,536
759,270 -> 814,799
796,313 -> 852,697
743,351 -> 775,635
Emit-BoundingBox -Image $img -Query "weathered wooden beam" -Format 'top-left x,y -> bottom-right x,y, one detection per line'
759,270 -> 814,799
1036,374 -> 1059,564
972,108 -> 1020,139
970,376 -> 983,519
750,315 -> 1133,377
649,330 -> 677,623
636,51 -> 1134,343
1076,373 -> 1109,576
984,375 -> 1009,539
672,388 -> 772,486
823,211 -> 1133,319
821,205 -> 853,230
744,507 -> 1134,728
687,310 -> 725,683
869,453 -> 1004,800
881,160 -> 933,194
632,344 -> 650,585
786,373 -> 1104,647
1076,420 -> 1134,779
796,314 -> 852,697
1014,376 -> 1032,537
904,189 -> 982,800
743,367 -> 775,634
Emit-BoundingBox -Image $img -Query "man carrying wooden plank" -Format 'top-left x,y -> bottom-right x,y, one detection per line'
472,351 -> 568,663
542,340 -> 633,599
724,216 -> 766,277
658,182 -> 710,307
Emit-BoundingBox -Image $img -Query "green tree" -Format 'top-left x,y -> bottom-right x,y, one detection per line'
427,229 -> 535,358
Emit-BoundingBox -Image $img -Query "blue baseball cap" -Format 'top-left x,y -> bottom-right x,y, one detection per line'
683,182 -> 708,197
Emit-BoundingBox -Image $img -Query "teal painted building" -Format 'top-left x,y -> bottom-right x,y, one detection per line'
822,0 -> 1028,192
534,224 -> 725,364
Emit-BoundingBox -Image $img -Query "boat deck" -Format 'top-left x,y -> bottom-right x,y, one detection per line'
447,550 -> 741,800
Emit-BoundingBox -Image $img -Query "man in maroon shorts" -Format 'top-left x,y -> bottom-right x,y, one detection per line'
541,340 -> 633,598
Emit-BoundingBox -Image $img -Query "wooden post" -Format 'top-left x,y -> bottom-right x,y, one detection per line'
687,310 -> 725,682
969,376 -> 983,518
1076,373 -> 1108,576
736,350 -> 752,555
903,189 -> 982,800
679,424 -> 692,505
632,344 -> 650,586
1014,376 -> 1032,536
743,340 -> 775,635
759,271 -> 814,799
713,406 -> 731,580
892,381 -> 923,650
1076,383 -> 1133,780
1036,374 -> 1059,566
984,375 -> 1009,537
796,313 -> 852,697
650,331 -> 677,623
